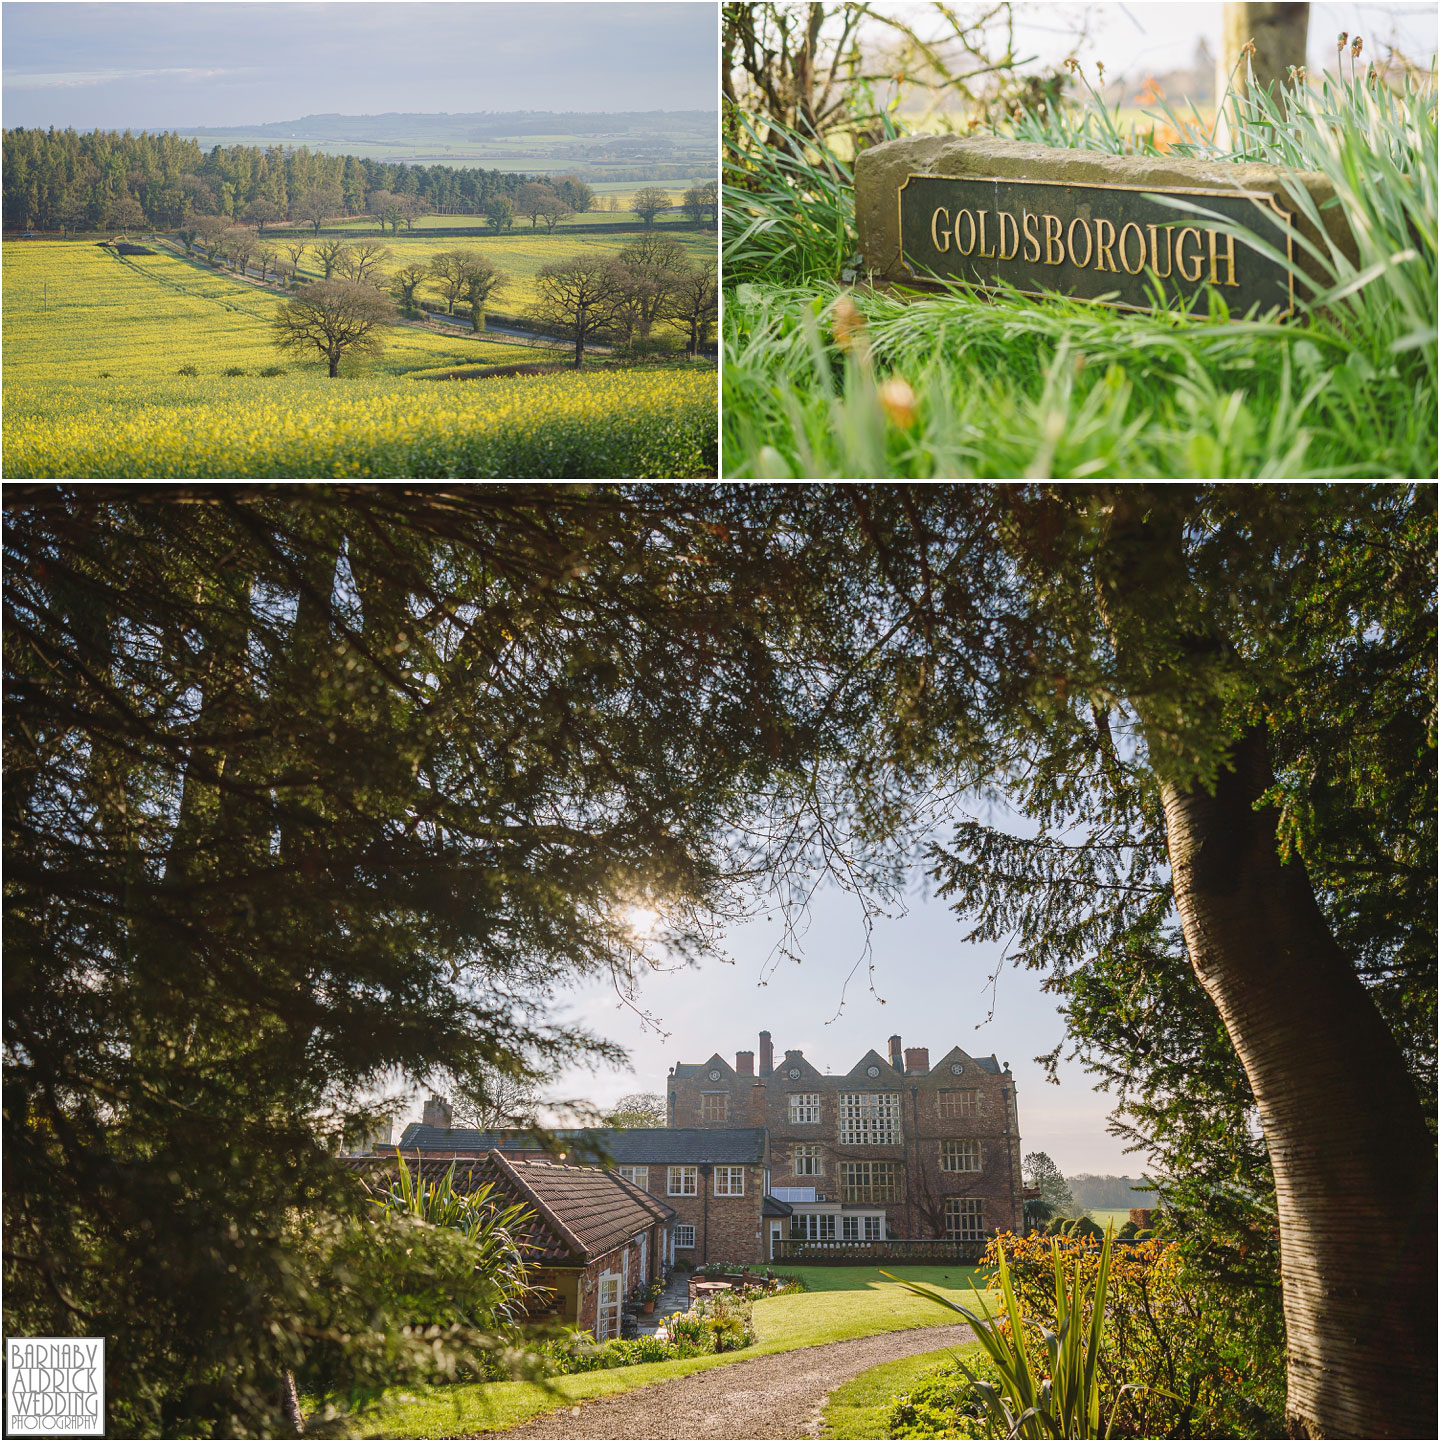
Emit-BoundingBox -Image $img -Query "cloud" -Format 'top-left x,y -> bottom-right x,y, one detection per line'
5,66 -> 247,90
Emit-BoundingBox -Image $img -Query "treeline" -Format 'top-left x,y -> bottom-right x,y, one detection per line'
1,127 -> 554,233
1068,1175 -> 1155,1209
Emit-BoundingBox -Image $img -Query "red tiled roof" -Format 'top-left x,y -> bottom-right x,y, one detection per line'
346,1151 -> 673,1265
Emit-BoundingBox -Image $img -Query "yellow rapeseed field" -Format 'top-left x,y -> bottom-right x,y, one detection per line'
5,370 -> 716,478
2,241 -> 716,478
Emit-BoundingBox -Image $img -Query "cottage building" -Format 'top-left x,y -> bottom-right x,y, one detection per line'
353,1150 -> 673,1340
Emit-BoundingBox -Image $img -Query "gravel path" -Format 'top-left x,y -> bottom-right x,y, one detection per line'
492,1322 -> 974,1440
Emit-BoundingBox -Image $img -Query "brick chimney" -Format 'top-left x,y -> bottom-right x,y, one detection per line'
736,1049 -> 755,1076
422,1094 -> 452,1130
905,1047 -> 930,1074
752,1078 -> 767,1126
888,1035 -> 903,1072
759,1030 -> 774,1076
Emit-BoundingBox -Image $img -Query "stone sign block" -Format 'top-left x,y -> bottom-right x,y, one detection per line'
856,136 -> 1353,316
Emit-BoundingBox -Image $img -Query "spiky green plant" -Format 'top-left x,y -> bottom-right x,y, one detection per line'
884,1229 -> 1146,1439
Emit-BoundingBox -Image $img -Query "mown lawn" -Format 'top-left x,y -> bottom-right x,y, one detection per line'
822,1343 -> 982,1439
336,1266 -> 994,1439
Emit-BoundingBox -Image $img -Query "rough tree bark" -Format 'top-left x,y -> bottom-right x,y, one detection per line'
1157,727 -> 1436,1438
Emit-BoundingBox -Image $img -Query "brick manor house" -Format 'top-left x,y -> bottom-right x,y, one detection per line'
395,1031 -> 1023,1268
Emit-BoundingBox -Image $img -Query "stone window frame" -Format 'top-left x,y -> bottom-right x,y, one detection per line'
840,1212 -> 886,1241
674,1223 -> 696,1248
940,1139 -> 983,1173
700,1090 -> 730,1122
837,1091 -> 902,1146
617,1165 -> 649,1190
787,1092 -> 821,1124
837,1159 -> 900,1203
937,1088 -> 979,1120
713,1165 -> 745,1196
667,1165 -> 698,1196
792,1143 -> 823,1177
945,1197 -> 985,1241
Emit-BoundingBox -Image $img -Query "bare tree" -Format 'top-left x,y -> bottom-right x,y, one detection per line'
336,238 -> 392,288
531,255 -> 624,367
194,215 -> 230,262
228,231 -> 257,277
294,184 -> 341,236
312,235 -> 349,280
516,182 -> 552,229
244,197 -> 281,233
461,255 -> 509,333
270,279 -> 397,377
256,243 -> 279,283
667,259 -> 718,356
389,261 -> 429,314
428,249 -> 476,315
367,188 -> 399,234
282,239 -> 309,278
629,186 -> 671,228
605,1093 -> 668,1128
616,233 -> 691,340
537,193 -> 573,235
433,1067 -> 542,1133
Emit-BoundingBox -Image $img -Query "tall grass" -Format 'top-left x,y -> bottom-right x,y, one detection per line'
722,64 -> 1437,479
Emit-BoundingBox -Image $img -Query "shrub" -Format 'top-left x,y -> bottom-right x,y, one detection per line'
176,363 -> 199,376
259,365 -> 286,377
221,365 -> 248,377
980,1232 -> 1281,1437
887,1354 -> 1006,1440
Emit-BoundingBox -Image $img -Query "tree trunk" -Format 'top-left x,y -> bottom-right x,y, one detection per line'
327,354 -> 339,378
1219,2 -> 1310,99
1158,725 -> 1436,1438
573,331 -> 585,368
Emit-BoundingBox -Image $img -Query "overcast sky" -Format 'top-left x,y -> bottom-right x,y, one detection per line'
2,2 -> 718,130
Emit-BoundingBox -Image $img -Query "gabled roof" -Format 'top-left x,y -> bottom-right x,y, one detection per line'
775,1049 -> 824,1083
347,1151 -> 673,1265
762,1194 -> 794,1217
844,1047 -> 903,1082
931,1045 -> 1003,1077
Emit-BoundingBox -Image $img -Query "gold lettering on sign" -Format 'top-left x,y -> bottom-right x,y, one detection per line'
1148,224 -> 1174,278
1175,227 -> 1203,282
1043,215 -> 1064,265
1022,212 -> 1040,263
1094,218 -> 1118,273
1067,217 -> 1094,270
999,211 -> 1019,261
1118,222 -> 1146,275
930,207 -> 951,253
977,210 -> 997,259
1207,228 -> 1239,287
955,209 -> 977,256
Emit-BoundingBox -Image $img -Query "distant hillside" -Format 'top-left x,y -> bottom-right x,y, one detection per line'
162,110 -> 717,181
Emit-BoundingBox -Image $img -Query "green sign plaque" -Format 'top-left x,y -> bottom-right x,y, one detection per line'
897,173 -> 1295,315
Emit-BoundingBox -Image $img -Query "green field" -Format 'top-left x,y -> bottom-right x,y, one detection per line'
2,241 -> 716,478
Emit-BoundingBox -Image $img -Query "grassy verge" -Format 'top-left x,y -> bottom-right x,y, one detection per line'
336,1266 -> 994,1438
822,1343 -> 981,1440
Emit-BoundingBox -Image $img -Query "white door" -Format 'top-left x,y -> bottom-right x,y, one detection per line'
639,1231 -> 648,1280
770,1222 -> 782,1260
597,1272 -> 621,1341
